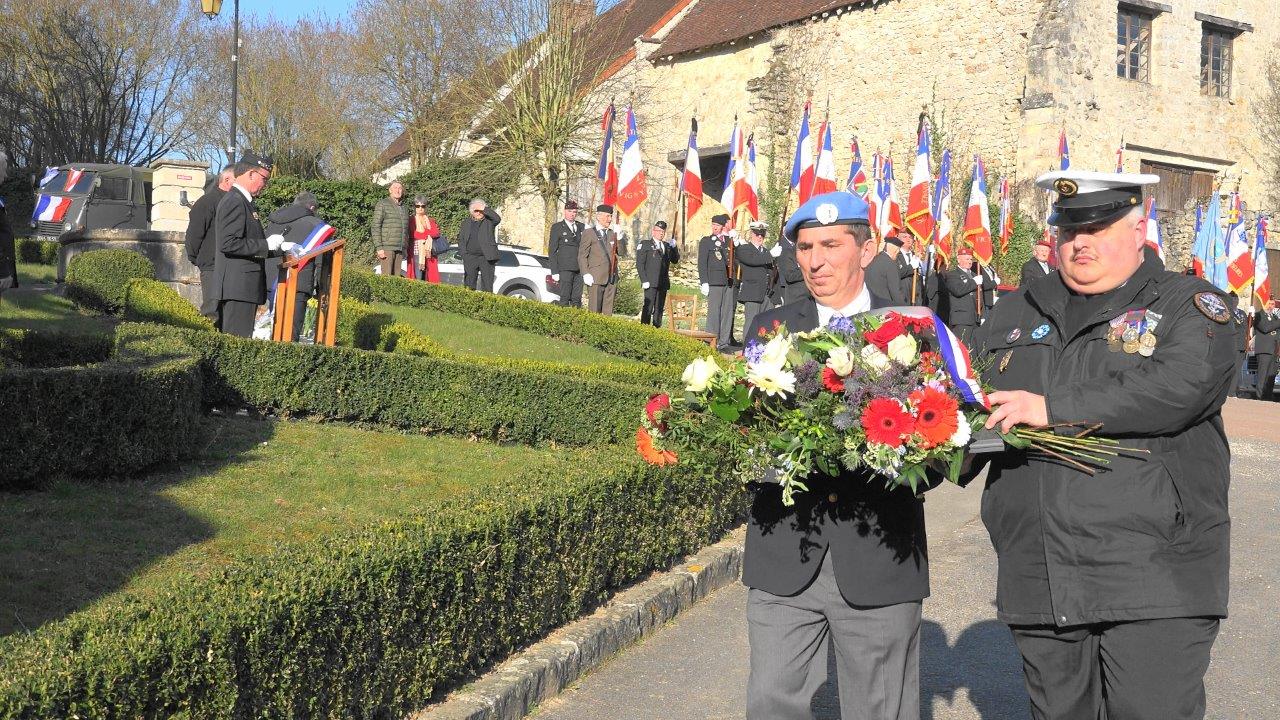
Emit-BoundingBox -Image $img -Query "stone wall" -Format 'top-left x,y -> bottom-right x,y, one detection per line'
58,229 -> 202,306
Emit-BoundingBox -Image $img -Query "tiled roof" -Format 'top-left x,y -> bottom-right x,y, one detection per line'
653,0 -> 875,59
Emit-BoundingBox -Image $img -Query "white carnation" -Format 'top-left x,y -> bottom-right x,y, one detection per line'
682,356 -> 720,392
950,409 -> 973,447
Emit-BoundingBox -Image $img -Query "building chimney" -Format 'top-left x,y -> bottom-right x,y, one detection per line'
550,0 -> 596,30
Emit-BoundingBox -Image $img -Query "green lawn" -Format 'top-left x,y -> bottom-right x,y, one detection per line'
377,301 -> 638,365
0,415 -> 585,637
0,262 -> 116,335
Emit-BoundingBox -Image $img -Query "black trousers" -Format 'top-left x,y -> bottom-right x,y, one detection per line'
198,268 -> 220,321
558,270 -> 584,307
292,292 -> 312,340
1010,618 -> 1218,720
1256,352 -> 1276,399
218,299 -> 258,338
463,255 -> 496,293
1229,349 -> 1247,397
641,286 -> 667,327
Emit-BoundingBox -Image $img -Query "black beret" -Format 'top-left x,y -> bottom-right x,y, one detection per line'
711,213 -> 730,225
596,204 -> 614,214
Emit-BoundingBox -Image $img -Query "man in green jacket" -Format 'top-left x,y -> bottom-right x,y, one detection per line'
371,181 -> 407,276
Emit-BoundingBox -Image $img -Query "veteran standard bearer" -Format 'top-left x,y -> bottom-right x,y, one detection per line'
971,170 -> 1236,720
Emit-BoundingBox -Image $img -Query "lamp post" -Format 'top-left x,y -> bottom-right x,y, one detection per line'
200,0 -> 240,163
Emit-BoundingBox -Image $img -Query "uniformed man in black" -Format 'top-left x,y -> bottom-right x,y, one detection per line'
212,152 -> 294,337
636,219 -> 678,327
1226,292 -> 1249,397
978,262 -> 999,314
1255,299 -> 1279,399
1020,237 -> 1056,287
941,246 -> 981,344
698,213 -> 736,351
733,221 -> 773,334
769,231 -> 808,305
865,234 -> 907,304
899,235 -> 925,304
548,199 -> 584,307
185,166 -> 234,322
973,170 -> 1236,720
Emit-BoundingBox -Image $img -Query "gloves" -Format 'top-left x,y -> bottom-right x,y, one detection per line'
1245,305 -> 1255,314
700,283 -> 709,297
280,241 -> 300,256
584,273 -> 595,287
909,255 -> 922,269
973,274 -> 983,287
266,234 -> 285,251
642,281 -> 651,290
551,273 -> 560,282
769,244 -> 782,258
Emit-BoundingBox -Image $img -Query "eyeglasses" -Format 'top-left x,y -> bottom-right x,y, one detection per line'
249,169 -> 270,183
414,204 -> 426,208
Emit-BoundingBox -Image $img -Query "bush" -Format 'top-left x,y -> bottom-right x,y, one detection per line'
0,328 -> 112,368
15,238 -> 59,265
363,272 -> 711,367
124,278 -> 216,331
0,327 -> 203,488
0,441 -> 741,719
0,167 -> 37,228
614,277 -> 643,317
65,249 -> 155,313
338,266 -> 373,303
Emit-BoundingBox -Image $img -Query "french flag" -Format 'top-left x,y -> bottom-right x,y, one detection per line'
932,150 -> 953,260
296,223 -> 336,270
680,118 -> 703,218
1143,198 -> 1164,263
597,104 -> 618,206
931,312 -> 990,408
615,105 -> 648,219
721,119 -> 741,227
810,119 -> 837,197
904,120 -> 935,246
962,156 -> 993,266
882,157 -> 903,239
1255,217 -> 1271,308
743,134 -> 760,222
790,102 -> 815,205
33,194 -> 72,223
63,169 -> 84,192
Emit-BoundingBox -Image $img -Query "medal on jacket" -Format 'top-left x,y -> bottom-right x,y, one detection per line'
999,349 -> 1013,373
1121,310 -> 1145,354
1107,314 -> 1126,352
1138,312 -> 1162,357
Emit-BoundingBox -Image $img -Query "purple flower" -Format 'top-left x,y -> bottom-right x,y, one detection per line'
744,340 -> 765,365
827,314 -> 856,335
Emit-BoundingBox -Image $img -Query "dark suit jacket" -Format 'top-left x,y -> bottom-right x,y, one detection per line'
184,187 -> 226,270
865,252 -> 906,305
458,207 -> 501,261
980,264 -> 998,311
212,187 -> 273,305
1019,259 -> 1054,288
742,295 -> 929,605
636,237 -> 678,288
734,243 -> 773,303
942,267 -> 980,327
548,219 -> 584,274
1256,309 -> 1280,355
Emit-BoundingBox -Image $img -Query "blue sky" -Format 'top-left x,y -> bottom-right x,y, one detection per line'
245,0 -> 358,24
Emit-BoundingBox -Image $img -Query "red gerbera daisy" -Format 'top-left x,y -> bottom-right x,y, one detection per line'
645,393 -> 671,432
861,397 -> 916,447
909,387 -> 959,448
636,426 -> 678,466
821,366 -> 846,393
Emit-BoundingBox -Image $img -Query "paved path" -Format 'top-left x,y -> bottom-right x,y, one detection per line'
534,398 -> 1280,719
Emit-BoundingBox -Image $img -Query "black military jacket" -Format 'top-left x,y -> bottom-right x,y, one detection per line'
548,219 -> 583,274
771,237 -> 809,304
734,242 -> 773,303
1020,258 -> 1055,288
697,234 -> 733,287
866,252 -> 906,304
972,256 -> 1235,627
941,268 -> 980,328
184,186 -> 226,270
636,236 -> 678,288
743,294 -> 929,606
1255,308 -> 1280,355
212,187 -> 273,305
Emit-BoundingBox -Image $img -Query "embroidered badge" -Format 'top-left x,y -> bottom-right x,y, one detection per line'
1193,292 -> 1230,324
816,203 -> 839,225
1031,324 -> 1051,340
1006,328 -> 1022,343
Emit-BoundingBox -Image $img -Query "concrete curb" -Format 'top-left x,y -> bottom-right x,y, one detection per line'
408,527 -> 746,720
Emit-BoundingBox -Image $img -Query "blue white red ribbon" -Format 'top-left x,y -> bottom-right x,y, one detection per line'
295,223 -> 335,270
32,194 -> 71,223
930,312 -> 990,408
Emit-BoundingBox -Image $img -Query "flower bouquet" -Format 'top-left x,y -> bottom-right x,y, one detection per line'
638,309 -> 1134,505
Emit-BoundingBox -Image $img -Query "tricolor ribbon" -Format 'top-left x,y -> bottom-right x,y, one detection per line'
930,312 -> 989,408
295,223 -> 335,270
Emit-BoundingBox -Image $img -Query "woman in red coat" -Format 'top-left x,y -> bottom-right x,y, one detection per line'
405,196 -> 443,283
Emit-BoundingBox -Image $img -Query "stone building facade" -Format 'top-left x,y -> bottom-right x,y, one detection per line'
378,0 -> 1278,269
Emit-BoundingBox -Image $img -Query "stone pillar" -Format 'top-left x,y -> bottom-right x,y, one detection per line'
149,159 -> 210,232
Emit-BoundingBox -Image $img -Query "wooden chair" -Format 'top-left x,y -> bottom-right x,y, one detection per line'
666,293 -> 717,347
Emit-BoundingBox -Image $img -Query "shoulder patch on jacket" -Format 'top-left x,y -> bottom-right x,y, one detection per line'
1193,292 -> 1230,324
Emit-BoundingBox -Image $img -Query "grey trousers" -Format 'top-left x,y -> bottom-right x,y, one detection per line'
704,284 -> 736,346
1010,618 -> 1219,720
746,551 -> 921,720
198,268 -> 219,321
742,301 -> 764,340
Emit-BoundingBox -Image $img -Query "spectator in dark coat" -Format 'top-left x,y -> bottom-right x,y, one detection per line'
1255,300 -> 1280,400
185,166 -> 234,321
458,198 -> 501,292
941,246 -> 981,345
548,200 -> 585,306
1019,237 -> 1056,288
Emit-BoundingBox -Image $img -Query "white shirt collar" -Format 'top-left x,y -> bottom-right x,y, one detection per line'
1039,260 -> 1051,272
232,183 -> 253,202
815,284 -> 872,328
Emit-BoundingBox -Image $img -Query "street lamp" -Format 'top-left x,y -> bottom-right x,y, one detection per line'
200,0 -> 240,164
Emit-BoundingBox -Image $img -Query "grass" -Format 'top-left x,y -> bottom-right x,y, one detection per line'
0,262 -> 116,336
0,415 -> 587,637
377,301 -> 639,365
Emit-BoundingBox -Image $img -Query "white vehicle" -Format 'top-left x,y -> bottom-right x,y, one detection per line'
435,244 -> 560,302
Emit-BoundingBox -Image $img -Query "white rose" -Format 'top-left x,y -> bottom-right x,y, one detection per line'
825,346 -> 856,376
758,332 -> 791,370
682,356 -> 720,392
950,409 -> 972,447
886,334 -> 918,366
860,344 -> 891,374
747,364 -> 796,398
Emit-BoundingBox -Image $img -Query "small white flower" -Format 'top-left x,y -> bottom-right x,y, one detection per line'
951,409 -> 973,447
860,344 -> 891,375
682,356 -> 720,392
826,346 -> 856,376
758,332 -> 791,370
747,364 -> 796,398
886,334 -> 918,366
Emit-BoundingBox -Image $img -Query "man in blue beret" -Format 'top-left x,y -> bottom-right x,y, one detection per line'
742,191 -> 928,720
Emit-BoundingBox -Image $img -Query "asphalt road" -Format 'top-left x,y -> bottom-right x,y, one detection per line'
533,398 -> 1279,720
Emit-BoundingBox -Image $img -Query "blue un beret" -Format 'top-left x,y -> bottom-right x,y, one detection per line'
783,191 -> 870,240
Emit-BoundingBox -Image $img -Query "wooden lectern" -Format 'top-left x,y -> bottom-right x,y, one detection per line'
271,239 -> 346,345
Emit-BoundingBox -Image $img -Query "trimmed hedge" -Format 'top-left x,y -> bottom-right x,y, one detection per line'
0,328 -> 112,368
65,249 -> 156,313
15,238 -> 59,265
124,278 -> 217,331
0,326 -> 203,488
0,443 -> 741,719
364,271 -> 711,366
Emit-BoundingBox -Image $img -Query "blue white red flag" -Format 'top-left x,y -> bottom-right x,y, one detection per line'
811,119 -> 837,197
931,312 -> 990,408
998,177 -> 1013,255
1255,217 -> 1271,307
38,167 -> 58,188
744,134 -> 760,221
33,194 -> 72,223
905,120 -> 935,246
296,222 -> 336,270
932,150 -> 953,261
616,105 -> 648,218
1226,194 -> 1253,294
1143,198 -> 1164,263
722,119 -> 742,227
846,139 -> 869,199
597,104 -> 618,206
790,103 -> 815,205
680,118 -> 703,218
1058,130 -> 1070,170
881,157 -> 903,240
961,156 -> 993,266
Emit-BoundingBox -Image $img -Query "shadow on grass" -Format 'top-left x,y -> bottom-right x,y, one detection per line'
0,415 -> 277,637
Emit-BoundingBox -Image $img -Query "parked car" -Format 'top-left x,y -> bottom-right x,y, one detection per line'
434,244 -> 560,302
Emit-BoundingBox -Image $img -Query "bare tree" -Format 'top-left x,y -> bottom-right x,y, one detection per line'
1260,52 -> 1280,209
